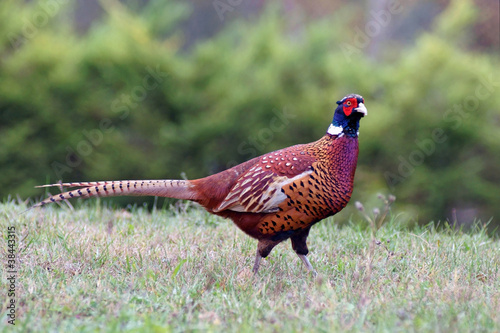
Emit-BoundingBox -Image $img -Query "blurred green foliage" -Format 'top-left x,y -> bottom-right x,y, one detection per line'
1,0 -> 499,226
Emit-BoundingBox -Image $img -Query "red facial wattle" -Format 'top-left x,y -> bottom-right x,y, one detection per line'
343,99 -> 358,116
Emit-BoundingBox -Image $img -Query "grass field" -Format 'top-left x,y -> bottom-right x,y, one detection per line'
1,199 -> 499,332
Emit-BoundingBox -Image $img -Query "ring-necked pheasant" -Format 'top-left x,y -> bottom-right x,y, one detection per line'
34,94 -> 367,274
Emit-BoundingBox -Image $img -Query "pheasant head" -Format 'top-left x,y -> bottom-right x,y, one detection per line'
327,94 -> 367,138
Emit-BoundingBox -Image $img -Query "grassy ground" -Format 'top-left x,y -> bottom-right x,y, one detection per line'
1,200 -> 499,332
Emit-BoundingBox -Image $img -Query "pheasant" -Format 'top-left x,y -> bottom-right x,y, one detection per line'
34,93 -> 367,274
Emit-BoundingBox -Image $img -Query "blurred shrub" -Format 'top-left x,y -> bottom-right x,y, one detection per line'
1,0 -> 499,226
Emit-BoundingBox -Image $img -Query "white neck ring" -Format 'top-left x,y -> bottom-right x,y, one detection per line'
327,123 -> 343,136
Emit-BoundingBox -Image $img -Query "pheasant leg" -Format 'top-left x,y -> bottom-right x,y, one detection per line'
252,250 -> 262,274
297,254 -> 317,276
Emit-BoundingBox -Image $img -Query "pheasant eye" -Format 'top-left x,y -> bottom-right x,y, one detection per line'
346,101 -> 351,106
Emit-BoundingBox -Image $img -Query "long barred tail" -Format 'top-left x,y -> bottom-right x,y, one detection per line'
33,180 -> 197,208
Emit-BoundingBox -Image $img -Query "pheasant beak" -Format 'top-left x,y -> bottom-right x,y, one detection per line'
354,103 -> 367,116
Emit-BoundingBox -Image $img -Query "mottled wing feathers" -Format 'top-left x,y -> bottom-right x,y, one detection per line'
260,145 -> 316,177
214,145 -> 316,213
